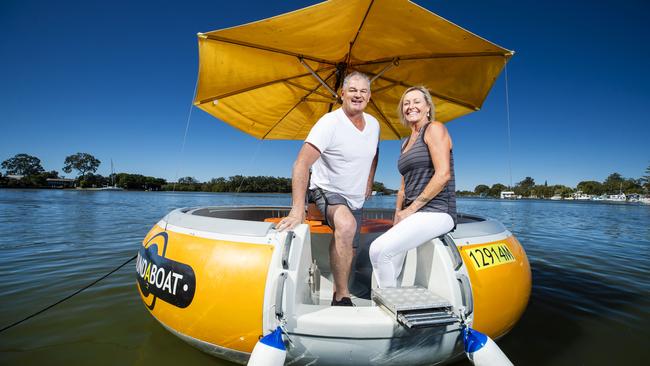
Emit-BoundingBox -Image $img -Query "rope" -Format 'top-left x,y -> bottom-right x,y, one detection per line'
172,77 -> 200,191
504,61 -> 513,189
235,139 -> 265,193
0,254 -> 137,333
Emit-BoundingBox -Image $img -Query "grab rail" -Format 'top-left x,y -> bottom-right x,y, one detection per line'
275,272 -> 288,319
281,231 -> 294,269
457,274 -> 474,316
442,234 -> 463,271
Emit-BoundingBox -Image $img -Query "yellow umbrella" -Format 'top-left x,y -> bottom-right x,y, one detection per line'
194,0 -> 513,140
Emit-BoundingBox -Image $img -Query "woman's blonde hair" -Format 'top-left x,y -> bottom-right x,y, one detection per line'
397,86 -> 435,127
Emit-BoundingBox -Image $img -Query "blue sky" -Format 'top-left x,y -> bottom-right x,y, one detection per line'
1,0 -> 648,191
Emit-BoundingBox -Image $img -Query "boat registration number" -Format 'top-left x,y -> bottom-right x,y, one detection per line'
464,243 -> 515,271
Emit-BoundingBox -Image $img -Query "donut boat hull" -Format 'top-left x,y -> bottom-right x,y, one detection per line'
136,206 -> 530,365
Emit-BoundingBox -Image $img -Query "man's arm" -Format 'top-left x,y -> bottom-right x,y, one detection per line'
276,143 -> 321,231
365,147 -> 379,198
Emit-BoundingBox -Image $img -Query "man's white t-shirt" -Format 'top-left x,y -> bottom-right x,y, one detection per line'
305,108 -> 380,209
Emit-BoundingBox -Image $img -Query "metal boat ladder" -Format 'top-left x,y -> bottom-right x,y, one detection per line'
372,286 -> 459,329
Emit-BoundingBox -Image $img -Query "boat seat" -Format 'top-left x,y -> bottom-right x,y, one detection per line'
307,203 -> 324,221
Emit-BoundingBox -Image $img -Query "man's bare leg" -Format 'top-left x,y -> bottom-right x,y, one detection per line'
327,205 -> 357,301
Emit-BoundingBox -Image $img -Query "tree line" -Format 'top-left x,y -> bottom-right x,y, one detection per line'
0,153 -> 396,194
4,153 -> 647,196
457,168 -> 650,198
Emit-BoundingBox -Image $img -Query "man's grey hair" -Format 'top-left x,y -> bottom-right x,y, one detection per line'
342,71 -> 371,91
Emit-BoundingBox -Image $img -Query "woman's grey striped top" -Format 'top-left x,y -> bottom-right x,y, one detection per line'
398,122 -> 457,224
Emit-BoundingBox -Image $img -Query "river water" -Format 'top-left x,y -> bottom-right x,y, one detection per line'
0,189 -> 648,365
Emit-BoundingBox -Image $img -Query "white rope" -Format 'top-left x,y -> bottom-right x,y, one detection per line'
504,61 -> 513,189
173,77 -> 200,191
235,139 -> 265,193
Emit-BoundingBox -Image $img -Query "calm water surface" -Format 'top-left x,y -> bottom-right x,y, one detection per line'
0,190 -> 648,365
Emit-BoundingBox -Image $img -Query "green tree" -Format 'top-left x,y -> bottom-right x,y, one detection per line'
208,177 -> 227,192
488,183 -> 507,198
602,172 -> 624,194
79,173 -> 108,188
178,176 -> 199,184
514,177 -> 535,197
144,176 -> 166,190
1,153 -> 45,176
474,184 -> 490,196
553,185 -> 574,198
577,181 -> 604,195
641,164 -> 650,193
63,153 -> 101,179
622,178 -> 643,194
533,184 -> 555,198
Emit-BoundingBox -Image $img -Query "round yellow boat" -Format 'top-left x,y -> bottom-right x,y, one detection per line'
136,206 -> 530,365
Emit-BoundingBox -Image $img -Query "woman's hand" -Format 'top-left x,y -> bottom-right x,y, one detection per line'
394,206 -> 415,225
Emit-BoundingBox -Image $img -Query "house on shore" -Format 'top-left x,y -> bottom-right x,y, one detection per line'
46,178 -> 75,188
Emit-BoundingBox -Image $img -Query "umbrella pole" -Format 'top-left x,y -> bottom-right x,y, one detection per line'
299,58 -> 338,99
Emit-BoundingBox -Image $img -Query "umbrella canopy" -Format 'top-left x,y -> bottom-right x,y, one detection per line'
194,0 -> 513,140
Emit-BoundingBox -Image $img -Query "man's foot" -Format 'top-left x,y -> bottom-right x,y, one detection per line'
331,294 -> 354,306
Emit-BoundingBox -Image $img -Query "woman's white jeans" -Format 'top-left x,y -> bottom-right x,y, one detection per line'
369,212 -> 454,288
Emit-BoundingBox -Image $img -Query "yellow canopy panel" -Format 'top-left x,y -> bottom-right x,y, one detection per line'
194,0 -> 513,140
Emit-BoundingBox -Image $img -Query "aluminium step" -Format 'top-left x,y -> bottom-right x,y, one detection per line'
372,286 -> 459,329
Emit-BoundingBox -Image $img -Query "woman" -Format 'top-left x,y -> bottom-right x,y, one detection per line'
369,86 -> 457,288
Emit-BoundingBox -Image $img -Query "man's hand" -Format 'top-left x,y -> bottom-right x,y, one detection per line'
277,208 -> 305,232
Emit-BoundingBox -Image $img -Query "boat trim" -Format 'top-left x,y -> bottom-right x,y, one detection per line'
166,207 -> 274,237
449,218 -> 506,239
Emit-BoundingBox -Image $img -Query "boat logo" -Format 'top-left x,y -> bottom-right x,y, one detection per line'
136,232 -> 196,310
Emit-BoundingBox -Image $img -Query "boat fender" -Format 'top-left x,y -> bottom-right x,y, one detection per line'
247,326 -> 286,366
463,327 -> 513,366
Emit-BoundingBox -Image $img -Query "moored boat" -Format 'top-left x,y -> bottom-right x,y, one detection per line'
136,206 -> 531,365
605,193 -> 626,202
135,0 -> 529,363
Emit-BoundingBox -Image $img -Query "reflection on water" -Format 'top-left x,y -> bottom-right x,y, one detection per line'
0,190 -> 648,365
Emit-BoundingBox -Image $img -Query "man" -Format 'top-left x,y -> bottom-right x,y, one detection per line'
276,71 -> 379,306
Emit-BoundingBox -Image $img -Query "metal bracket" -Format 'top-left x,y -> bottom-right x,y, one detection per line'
370,58 -> 399,84
299,57 -> 338,99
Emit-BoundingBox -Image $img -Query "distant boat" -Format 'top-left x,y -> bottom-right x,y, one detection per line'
640,197 -> 650,205
550,194 -> 562,200
573,191 -> 593,200
500,191 -> 520,199
591,194 -> 607,201
605,183 -> 626,202
99,186 -> 124,191
100,159 -> 124,191
605,193 -> 626,202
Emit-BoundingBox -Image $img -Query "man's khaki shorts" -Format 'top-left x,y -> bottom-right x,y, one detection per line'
308,188 -> 362,249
